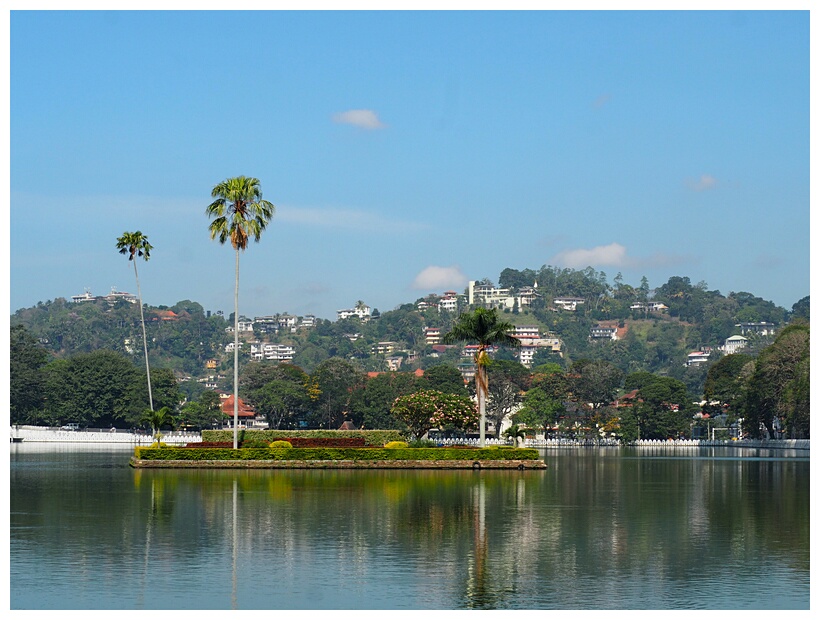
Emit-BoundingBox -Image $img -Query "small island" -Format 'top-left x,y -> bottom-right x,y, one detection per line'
129,429 -> 547,470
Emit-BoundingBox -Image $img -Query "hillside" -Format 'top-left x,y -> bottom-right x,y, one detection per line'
10,267 -> 809,398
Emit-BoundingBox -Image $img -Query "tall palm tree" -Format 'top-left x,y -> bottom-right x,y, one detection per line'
442,307 -> 520,447
116,231 -> 154,411
206,176 -> 275,449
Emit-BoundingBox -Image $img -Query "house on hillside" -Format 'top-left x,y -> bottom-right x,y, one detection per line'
553,297 -> 585,311
722,335 -> 749,354
103,287 -> 138,305
423,327 -> 442,345
438,291 -> 460,312
468,281 -> 514,309
337,304 -> 371,321
301,315 -> 316,328
151,309 -> 179,322
629,301 -> 668,313
736,322 -> 777,336
686,350 -> 712,367
249,342 -> 295,362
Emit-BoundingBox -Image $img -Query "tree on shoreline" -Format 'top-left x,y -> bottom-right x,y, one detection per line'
390,389 -> 477,440
207,176 -> 275,448
116,231 -> 154,410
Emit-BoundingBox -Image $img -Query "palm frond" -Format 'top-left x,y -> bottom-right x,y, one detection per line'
207,177 -> 275,251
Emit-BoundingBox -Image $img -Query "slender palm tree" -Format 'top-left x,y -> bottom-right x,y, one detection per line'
442,307 -> 520,447
140,406 -> 175,446
116,231 -> 154,411
206,176 -> 275,449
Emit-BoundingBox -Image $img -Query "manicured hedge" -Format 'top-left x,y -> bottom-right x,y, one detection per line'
134,446 -> 541,462
200,429 -> 404,446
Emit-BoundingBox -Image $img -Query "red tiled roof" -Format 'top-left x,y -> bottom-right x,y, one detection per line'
221,395 -> 256,418
366,369 -> 425,379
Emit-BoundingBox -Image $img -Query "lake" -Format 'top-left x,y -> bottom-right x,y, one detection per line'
9,443 -> 810,610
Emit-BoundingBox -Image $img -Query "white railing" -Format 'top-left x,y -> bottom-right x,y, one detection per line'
437,436 -> 809,450
10,426 -> 202,445
526,437 -> 809,450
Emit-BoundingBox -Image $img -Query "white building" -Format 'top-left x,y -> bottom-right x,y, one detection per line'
278,315 -> 298,328
424,327 -> 442,345
372,341 -> 398,355
468,281 -> 514,309
438,291 -> 460,312
590,325 -> 619,340
630,302 -> 669,313
553,297 -> 585,311
723,335 -> 749,354
337,304 -> 372,321
736,322 -> 777,336
687,351 -> 712,366
249,342 -> 295,362
301,315 -> 316,328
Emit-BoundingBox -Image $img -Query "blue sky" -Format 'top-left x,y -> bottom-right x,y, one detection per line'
9,10 -> 811,320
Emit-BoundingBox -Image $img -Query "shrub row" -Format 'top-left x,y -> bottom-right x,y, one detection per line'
134,446 -> 541,462
188,437 -> 368,448
200,429 -> 404,446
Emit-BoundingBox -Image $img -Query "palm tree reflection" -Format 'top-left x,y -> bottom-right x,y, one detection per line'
464,477 -> 498,609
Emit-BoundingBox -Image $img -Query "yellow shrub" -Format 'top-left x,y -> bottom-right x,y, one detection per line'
269,440 -> 293,449
384,441 -> 409,449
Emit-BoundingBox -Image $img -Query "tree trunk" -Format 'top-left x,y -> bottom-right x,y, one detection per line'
233,248 -> 240,450
478,365 -> 486,448
134,261 -> 153,411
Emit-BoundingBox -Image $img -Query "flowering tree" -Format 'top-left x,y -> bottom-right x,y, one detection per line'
390,390 -> 477,440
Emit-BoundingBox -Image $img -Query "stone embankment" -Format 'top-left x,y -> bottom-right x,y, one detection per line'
130,458 -> 547,470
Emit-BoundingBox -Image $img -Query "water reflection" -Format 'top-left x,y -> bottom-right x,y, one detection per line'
10,445 -> 810,610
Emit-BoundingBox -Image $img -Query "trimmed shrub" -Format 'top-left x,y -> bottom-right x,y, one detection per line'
269,440 -> 293,449
407,439 -> 437,448
241,438 -> 270,448
187,441 -> 233,448
201,429 -> 404,446
384,441 -> 409,449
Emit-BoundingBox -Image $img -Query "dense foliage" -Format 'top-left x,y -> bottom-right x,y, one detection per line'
10,265 -> 809,439
390,390 -> 478,440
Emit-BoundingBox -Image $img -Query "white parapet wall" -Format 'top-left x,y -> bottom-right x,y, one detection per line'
10,425 -> 202,445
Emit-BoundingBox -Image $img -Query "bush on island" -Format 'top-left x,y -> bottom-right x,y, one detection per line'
241,438 -> 270,449
384,441 -> 409,449
269,440 -> 293,449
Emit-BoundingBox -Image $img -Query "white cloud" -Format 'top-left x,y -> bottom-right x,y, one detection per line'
332,109 -> 386,130
411,265 -> 468,291
277,205 -> 428,233
552,243 -> 692,270
552,243 -> 632,269
686,174 -> 717,191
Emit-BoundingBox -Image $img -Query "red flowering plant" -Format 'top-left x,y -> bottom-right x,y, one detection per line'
390,390 -> 477,441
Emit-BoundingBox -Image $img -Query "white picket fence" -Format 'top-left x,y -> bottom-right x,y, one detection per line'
10,425 -> 202,446
438,436 -> 809,450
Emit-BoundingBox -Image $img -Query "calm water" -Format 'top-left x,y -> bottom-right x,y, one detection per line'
9,443 -> 810,610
